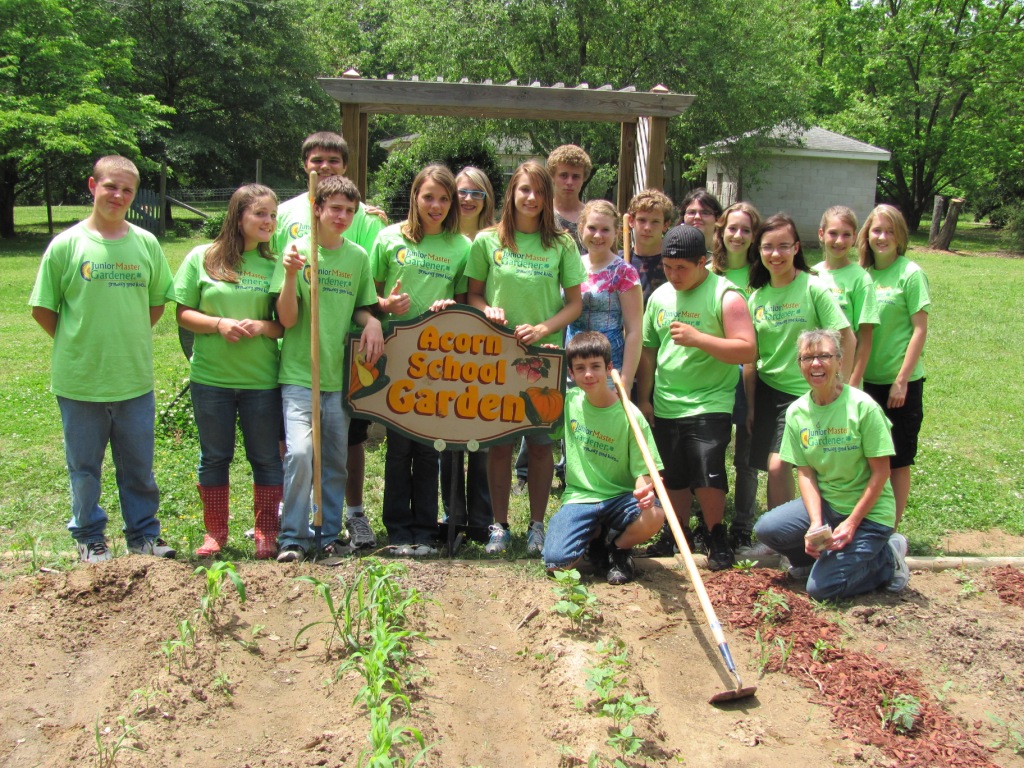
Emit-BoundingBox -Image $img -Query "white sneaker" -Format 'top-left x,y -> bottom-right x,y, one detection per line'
484,524 -> 510,554
887,532 -> 910,592
346,513 -> 377,549
129,538 -> 176,559
408,544 -> 438,557
77,540 -> 112,564
526,521 -> 545,555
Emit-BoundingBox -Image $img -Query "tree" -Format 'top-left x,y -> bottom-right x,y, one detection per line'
0,0 -> 168,237
810,0 -> 1024,230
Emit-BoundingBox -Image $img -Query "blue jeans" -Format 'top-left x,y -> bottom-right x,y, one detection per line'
543,492 -> 642,569
280,385 -> 348,550
754,497 -> 895,601
57,393 -> 161,547
382,430 -> 440,546
190,382 -> 283,487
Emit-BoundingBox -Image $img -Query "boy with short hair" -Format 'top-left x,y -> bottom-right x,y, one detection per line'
636,225 -> 757,570
541,331 -> 665,585
273,175 -> 384,562
545,144 -> 592,251
623,189 -> 675,304
273,131 -> 386,548
29,156 -> 175,563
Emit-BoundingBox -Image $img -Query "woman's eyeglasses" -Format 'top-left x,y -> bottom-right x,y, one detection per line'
457,189 -> 486,200
798,353 -> 836,364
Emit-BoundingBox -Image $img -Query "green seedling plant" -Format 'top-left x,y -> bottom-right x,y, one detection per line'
988,713 -> 1024,755
129,686 -> 168,718
752,589 -> 790,624
158,616 -> 196,673
581,638 -> 656,765
238,623 -> 265,654
93,714 -> 143,767
551,569 -> 598,632
775,636 -> 794,672
810,638 -> 835,662
754,629 -> 773,677
194,561 -> 246,625
732,558 -> 758,573
953,568 -> 982,598
211,671 -> 234,699
878,690 -> 921,735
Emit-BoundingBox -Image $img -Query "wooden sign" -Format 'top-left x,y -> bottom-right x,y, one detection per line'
344,306 -> 565,450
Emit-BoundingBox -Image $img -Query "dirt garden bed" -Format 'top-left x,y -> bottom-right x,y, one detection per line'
1,544 -> 1023,768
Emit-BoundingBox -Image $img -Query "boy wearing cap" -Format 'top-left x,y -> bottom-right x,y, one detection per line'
636,224 -> 757,570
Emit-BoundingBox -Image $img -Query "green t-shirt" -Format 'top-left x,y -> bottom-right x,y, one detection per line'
562,387 -> 664,505
748,271 -> 851,395
465,229 -> 586,346
721,264 -> 751,299
779,385 -> 896,527
642,272 -> 740,418
370,223 -> 470,325
168,245 -> 280,389
272,192 -> 384,257
864,256 -> 931,385
29,221 -> 171,401
270,237 -> 377,391
813,263 -> 880,332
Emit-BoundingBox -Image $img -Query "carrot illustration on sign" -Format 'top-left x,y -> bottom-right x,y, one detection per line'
513,355 -> 550,383
522,386 -> 563,425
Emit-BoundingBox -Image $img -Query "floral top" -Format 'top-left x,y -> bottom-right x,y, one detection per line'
568,256 -> 641,340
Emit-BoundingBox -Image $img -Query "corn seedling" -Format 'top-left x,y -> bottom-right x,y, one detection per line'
158,616 -> 196,673
92,714 -> 143,767
551,569 -> 598,632
953,568 -> 982,598
732,558 -> 758,573
810,638 -> 834,662
238,623 -> 265,654
754,629 -> 773,677
878,690 -> 921,735
194,561 -> 246,625
988,714 -> 1024,755
129,686 -> 168,717
775,636 -> 794,671
752,589 -> 790,624
211,671 -> 234,699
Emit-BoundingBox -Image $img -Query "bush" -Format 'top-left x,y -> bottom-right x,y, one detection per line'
371,134 -> 504,220
1004,202 -> 1024,251
201,212 -> 226,238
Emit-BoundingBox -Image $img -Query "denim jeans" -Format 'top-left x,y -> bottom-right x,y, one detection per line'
190,382 -> 283,487
542,492 -> 642,569
754,497 -> 895,601
280,385 -> 348,550
57,393 -> 161,547
382,429 -> 440,546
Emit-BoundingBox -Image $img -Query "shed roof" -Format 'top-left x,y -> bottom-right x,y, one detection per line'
705,126 -> 891,162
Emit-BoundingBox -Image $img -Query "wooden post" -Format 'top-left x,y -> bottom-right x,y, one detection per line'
929,195 -> 945,244
644,85 -> 671,192
340,68 -> 366,197
616,122 -> 637,214
929,197 -> 965,251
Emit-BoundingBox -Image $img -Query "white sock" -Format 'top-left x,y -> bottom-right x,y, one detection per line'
346,505 -> 364,520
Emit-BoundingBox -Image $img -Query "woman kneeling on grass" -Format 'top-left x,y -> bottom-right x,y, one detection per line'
170,184 -> 285,559
753,329 -> 910,600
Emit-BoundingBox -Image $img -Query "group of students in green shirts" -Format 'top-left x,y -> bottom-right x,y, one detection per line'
30,133 -> 929,599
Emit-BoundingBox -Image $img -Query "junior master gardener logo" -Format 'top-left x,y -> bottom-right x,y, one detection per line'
80,262 -> 93,281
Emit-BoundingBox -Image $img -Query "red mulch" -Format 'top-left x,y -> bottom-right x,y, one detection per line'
987,565 -> 1024,609
704,570 -> 1001,768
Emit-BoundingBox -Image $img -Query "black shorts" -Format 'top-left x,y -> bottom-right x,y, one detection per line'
863,379 -> 924,468
347,417 -> 370,446
652,413 -> 731,492
750,377 -> 799,471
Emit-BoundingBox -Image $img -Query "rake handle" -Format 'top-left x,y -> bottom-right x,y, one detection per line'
308,171 -> 323,532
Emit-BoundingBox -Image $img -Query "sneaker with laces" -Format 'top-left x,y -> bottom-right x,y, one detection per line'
607,547 -> 636,585
129,538 -> 176,559
77,540 -> 112,564
526,521 -> 545,555
736,540 -> 776,559
320,539 -> 352,558
276,544 -> 305,563
346,513 -> 377,549
644,525 -> 677,557
729,528 -> 753,551
408,544 -> 438,557
705,523 -> 735,571
484,524 -> 510,554
887,532 -> 910,592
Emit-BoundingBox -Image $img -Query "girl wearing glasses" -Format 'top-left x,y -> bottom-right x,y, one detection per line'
752,329 -> 909,598
680,188 -> 723,252
857,204 -> 930,527
455,166 -> 495,239
745,213 -> 854,511
466,160 -> 585,556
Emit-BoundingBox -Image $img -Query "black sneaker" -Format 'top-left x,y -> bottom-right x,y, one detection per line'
321,539 -> 352,558
691,520 -> 710,555
276,544 -> 305,563
607,547 -> 635,585
729,527 -> 753,551
706,523 -> 735,571
586,531 -> 610,575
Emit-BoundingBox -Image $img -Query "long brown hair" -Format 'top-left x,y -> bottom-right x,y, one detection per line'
205,184 -> 277,283
402,164 -> 460,244
748,213 -> 810,290
496,160 -> 564,251
712,202 -> 761,274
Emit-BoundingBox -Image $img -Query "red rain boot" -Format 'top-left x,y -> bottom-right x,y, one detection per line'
254,484 -> 282,559
196,484 -> 230,557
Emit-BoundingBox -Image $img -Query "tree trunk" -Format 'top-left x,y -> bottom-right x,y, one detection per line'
928,198 -> 965,250
928,195 -> 945,243
0,159 -> 17,239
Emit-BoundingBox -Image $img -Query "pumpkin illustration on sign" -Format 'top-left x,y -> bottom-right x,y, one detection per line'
513,355 -> 550,383
522,386 -> 563,426
349,353 -> 389,399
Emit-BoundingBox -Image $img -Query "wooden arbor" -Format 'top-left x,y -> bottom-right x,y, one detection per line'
318,70 -> 694,211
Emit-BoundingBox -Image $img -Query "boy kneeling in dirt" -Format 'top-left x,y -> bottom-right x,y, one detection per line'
541,332 -> 664,585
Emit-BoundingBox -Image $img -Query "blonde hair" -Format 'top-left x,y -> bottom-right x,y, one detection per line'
456,166 -> 495,229
205,184 -> 277,283
496,161 -> 564,251
858,204 -> 909,268
578,199 -> 620,249
402,164 -> 460,243
819,205 -> 857,234
712,202 -> 761,274
93,156 -> 139,184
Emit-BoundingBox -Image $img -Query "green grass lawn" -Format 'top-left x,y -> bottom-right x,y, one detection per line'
2,211 -> 1022,564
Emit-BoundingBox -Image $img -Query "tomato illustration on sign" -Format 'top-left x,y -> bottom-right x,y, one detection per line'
513,355 -> 550,384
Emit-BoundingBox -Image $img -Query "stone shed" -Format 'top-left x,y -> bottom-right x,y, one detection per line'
704,126 -> 890,240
